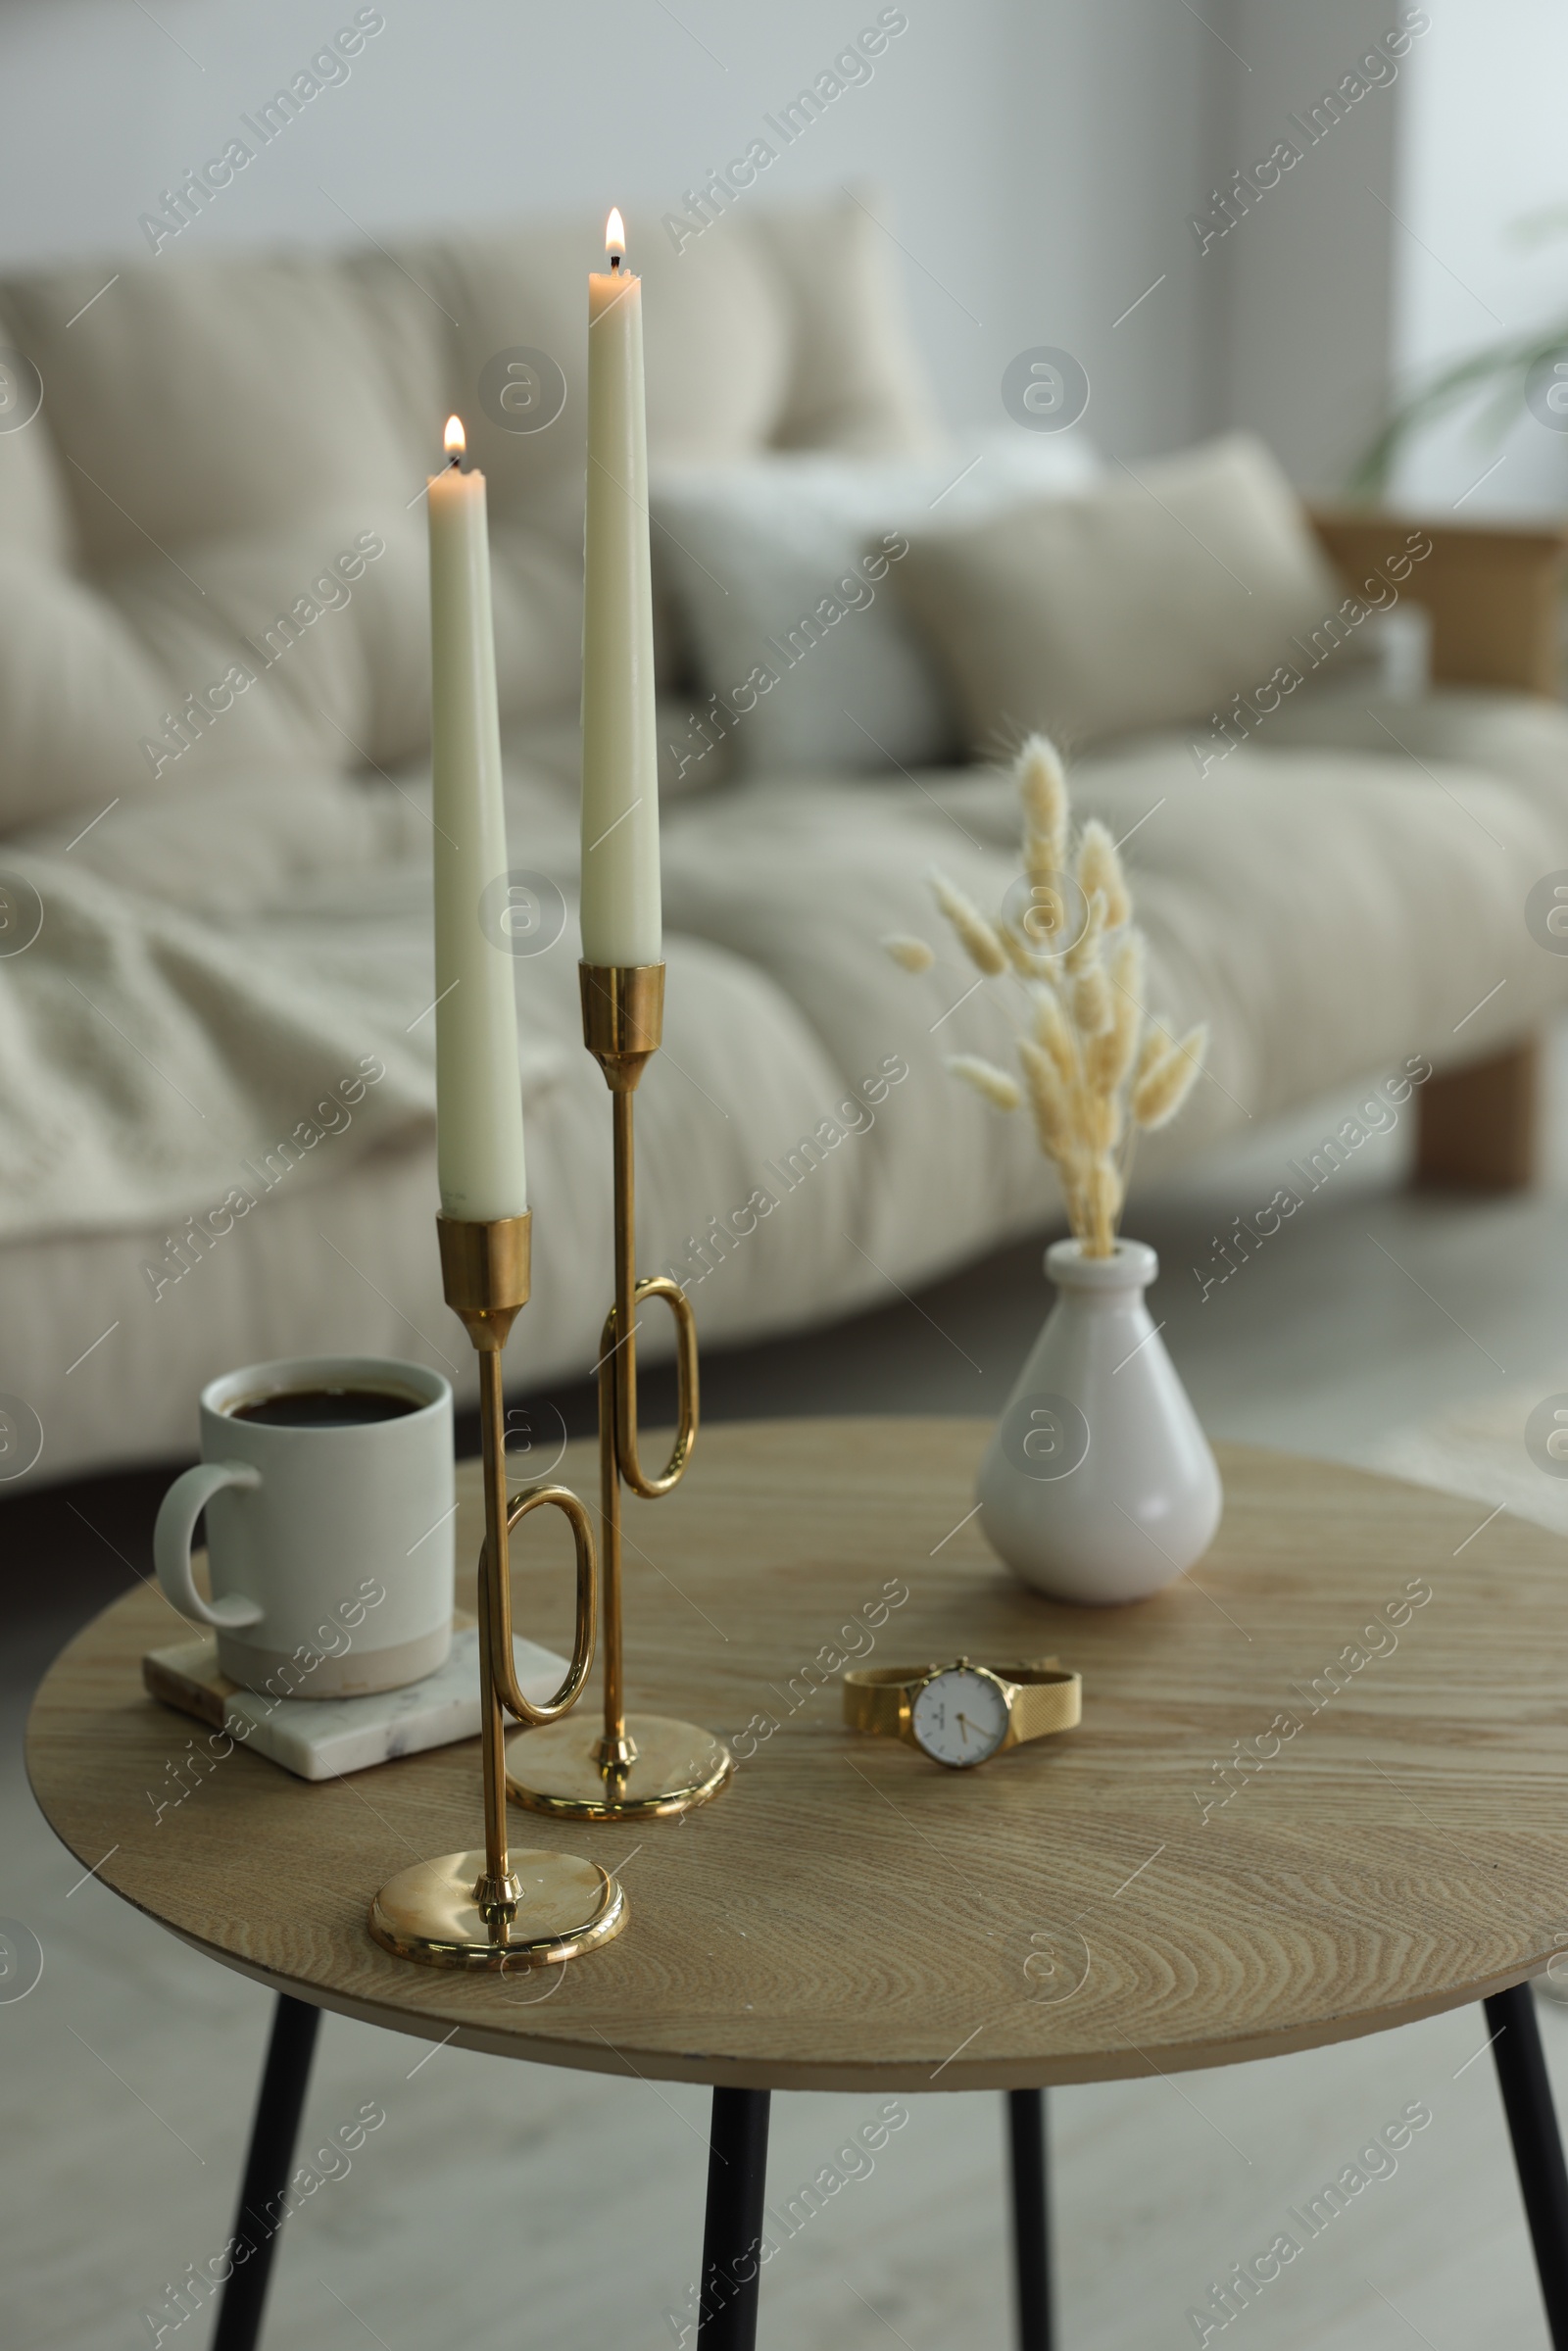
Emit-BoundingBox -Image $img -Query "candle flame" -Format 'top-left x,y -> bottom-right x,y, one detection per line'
605,208 -> 626,258
444,415 -> 466,459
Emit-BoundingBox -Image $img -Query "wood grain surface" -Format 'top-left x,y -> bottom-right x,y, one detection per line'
25,1421 -> 1568,2091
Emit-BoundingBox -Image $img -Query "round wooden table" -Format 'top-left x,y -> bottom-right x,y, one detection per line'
26,1420 -> 1568,2351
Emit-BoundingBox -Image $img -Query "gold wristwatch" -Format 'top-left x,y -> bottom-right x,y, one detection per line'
842,1656 -> 1081,1770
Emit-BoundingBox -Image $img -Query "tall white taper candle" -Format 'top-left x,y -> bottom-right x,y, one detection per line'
580,209 -> 662,967
429,416 -> 529,1219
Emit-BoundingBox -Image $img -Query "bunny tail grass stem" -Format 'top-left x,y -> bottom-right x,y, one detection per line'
892,733 -> 1205,1256
881,933 -> 935,973
929,871 -> 1006,977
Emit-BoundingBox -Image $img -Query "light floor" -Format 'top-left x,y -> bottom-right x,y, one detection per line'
9,1041 -> 1568,2351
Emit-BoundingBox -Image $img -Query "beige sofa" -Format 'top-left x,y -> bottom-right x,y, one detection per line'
2,195 -> 1566,1483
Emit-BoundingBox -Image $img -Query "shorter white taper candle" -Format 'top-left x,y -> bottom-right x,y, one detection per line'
429,415 -> 529,1219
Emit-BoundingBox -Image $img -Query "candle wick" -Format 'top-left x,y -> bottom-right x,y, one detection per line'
446,454 -> 461,469
610,254 -> 621,272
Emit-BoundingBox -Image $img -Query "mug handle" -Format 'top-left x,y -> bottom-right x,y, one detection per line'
154,1461 -> 267,1630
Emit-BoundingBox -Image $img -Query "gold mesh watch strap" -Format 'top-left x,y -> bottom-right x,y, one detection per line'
842,1658 -> 1081,1746
841,1665 -> 917,1739
993,1659 -> 1082,1744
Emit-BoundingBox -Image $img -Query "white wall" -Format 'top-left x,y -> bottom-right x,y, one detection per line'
26,0 -> 1559,509
989,0 -> 1228,460
1390,0 -> 1568,514
1211,0 -> 1410,494
0,0 -> 1230,459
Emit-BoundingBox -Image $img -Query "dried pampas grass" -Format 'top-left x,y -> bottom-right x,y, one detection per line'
900,732 -> 1208,1256
947,1054 -> 1022,1112
1072,961 -> 1113,1039
1075,819 -> 1131,931
929,872 -> 1006,976
1130,1025 -> 1208,1131
1016,735 -> 1069,875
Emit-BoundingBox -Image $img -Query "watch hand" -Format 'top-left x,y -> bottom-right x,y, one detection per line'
956,1711 -> 972,1743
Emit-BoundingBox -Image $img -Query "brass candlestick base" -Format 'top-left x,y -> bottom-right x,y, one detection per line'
505,1713 -> 730,1822
507,964 -> 732,1823
370,1847 -> 623,1968
368,1210 -> 628,1970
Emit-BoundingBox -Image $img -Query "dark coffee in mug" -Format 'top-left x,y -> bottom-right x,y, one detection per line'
229,1386 -> 421,1430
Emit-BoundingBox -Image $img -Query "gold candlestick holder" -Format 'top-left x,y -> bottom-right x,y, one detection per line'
505,963 -> 732,1820
368,1211 -> 628,1967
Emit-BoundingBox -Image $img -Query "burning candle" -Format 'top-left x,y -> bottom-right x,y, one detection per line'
428,415 -> 529,1219
580,208 -> 662,968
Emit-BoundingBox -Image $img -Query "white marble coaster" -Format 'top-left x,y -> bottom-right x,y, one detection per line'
141,1625 -> 569,1782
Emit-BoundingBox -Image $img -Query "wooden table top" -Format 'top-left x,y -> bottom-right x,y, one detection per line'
26,1419 -> 1568,2092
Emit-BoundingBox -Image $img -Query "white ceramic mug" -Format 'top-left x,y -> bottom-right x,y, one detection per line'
154,1355 -> 455,1698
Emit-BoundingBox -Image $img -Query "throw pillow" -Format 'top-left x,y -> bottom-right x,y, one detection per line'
894,433 -> 1345,755
649,433 -> 1098,783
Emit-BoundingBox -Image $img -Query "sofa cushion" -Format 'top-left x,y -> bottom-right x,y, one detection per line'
4,256 -> 424,576
747,194 -> 945,456
0,300 -> 72,565
1063,728 -> 1568,1102
1252,683 -> 1568,805
0,197 -> 946,828
0,552 -> 173,829
650,433 -> 1098,780
896,433 -> 1346,754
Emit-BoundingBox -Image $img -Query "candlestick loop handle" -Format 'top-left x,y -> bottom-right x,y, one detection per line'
612,1274 -> 698,1498
481,1482 -> 598,1729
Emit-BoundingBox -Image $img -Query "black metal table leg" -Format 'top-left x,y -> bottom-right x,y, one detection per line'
210,1994 -> 322,2351
1486,1983 -> 1568,2349
695,2086 -> 771,2351
1006,2087 -> 1054,2351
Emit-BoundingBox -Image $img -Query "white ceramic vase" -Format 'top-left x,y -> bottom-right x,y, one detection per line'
976,1237 -> 1222,1605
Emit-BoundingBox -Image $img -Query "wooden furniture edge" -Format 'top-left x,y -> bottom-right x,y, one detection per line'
1307,504 -> 1567,697
1306,503 -> 1568,699
1309,506 -> 1568,560
144,1927 -> 1558,2093
1308,504 -> 1561,1189
1414,1034 -> 1542,1193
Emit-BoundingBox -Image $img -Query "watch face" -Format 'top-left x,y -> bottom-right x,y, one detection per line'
909,1668 -> 1007,1767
